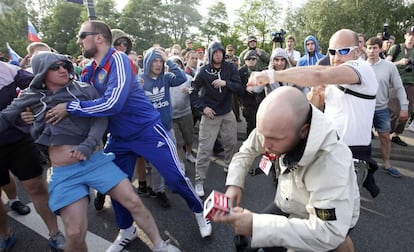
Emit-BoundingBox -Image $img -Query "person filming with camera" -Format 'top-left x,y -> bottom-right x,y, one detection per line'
386,26 -> 414,140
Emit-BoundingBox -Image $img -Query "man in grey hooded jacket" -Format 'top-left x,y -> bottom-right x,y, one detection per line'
1,52 -> 180,252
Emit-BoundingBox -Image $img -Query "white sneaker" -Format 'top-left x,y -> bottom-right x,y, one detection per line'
106,227 -> 137,252
195,183 -> 204,197
153,239 -> 181,252
408,121 -> 414,132
194,212 -> 212,238
186,152 -> 196,163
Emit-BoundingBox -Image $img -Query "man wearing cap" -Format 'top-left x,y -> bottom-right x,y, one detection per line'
238,50 -> 264,137
386,26 -> 414,141
239,35 -> 269,71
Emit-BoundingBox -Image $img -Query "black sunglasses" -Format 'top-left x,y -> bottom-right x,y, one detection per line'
49,61 -> 70,71
114,40 -> 129,47
77,31 -> 99,40
246,57 -> 257,61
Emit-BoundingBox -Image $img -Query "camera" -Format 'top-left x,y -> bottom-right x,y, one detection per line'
271,29 -> 286,43
382,23 -> 390,41
405,58 -> 414,72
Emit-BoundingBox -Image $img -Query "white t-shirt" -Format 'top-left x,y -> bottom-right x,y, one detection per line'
285,49 -> 301,61
324,59 -> 378,146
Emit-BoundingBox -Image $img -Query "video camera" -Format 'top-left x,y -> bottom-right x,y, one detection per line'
382,23 -> 390,41
271,29 -> 286,43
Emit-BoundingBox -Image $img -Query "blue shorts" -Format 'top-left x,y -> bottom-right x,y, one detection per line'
373,108 -> 391,133
48,151 -> 127,214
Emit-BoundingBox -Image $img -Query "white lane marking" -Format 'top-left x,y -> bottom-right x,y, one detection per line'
7,203 -> 132,252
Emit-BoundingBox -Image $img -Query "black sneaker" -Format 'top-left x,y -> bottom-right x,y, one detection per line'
138,186 -> 157,198
10,201 -> 31,215
391,136 -> 408,147
156,192 -> 171,208
94,192 -> 106,211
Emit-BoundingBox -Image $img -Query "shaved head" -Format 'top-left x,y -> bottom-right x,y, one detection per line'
256,86 -> 310,155
257,86 -> 309,130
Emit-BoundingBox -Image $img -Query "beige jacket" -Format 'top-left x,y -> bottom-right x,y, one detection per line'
226,105 -> 360,251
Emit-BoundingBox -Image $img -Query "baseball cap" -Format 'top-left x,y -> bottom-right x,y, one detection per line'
406,26 -> 414,35
196,48 -> 203,53
185,39 -> 192,44
248,35 -> 257,42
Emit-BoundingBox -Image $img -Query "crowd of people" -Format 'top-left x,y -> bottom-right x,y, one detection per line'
1,18 -> 413,252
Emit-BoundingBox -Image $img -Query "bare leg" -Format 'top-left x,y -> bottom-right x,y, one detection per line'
2,173 -> 17,200
0,190 -> 9,236
21,175 -> 59,235
378,132 -> 391,168
107,179 -> 163,246
59,197 -> 89,252
335,236 -> 354,252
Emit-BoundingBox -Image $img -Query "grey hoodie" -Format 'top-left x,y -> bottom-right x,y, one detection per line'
253,48 -> 292,95
0,52 -> 107,158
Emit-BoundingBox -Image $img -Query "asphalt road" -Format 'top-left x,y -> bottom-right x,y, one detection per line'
3,122 -> 414,252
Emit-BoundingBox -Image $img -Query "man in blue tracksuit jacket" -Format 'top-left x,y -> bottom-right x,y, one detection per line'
48,20 -> 211,252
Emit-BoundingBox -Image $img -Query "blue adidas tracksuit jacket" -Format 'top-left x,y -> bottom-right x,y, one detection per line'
67,47 -> 203,229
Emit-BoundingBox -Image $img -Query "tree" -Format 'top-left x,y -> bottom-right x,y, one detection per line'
119,0 -> 168,53
288,0 -> 414,54
39,0 -> 85,55
234,0 -> 282,51
95,0 -> 120,28
0,0 -> 29,56
199,1 -> 229,44
161,0 -> 202,45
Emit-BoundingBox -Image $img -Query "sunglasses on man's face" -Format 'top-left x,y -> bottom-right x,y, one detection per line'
246,57 -> 257,61
328,46 -> 358,56
114,40 -> 129,47
77,31 -> 99,40
49,61 -> 70,71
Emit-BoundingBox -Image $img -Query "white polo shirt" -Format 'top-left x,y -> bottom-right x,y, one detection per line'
324,59 -> 378,146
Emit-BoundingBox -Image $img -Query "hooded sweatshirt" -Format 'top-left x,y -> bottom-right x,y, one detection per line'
297,35 -> 325,66
191,42 -> 244,116
111,29 -> 132,55
252,48 -> 307,95
0,52 -> 107,158
169,56 -> 193,119
139,48 -> 187,130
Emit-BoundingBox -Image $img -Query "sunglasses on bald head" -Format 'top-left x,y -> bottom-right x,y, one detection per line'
328,46 -> 358,56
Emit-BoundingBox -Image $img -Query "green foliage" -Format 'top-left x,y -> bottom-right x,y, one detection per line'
0,0 -> 28,56
2,0 -> 414,63
235,0 -> 282,49
39,0 -> 85,55
95,0 -> 120,28
287,0 -> 414,54
199,1 -> 229,43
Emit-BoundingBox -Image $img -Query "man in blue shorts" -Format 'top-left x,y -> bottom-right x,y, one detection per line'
0,61 -> 64,252
2,52 -> 180,252
45,20 -> 211,252
366,37 -> 408,177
